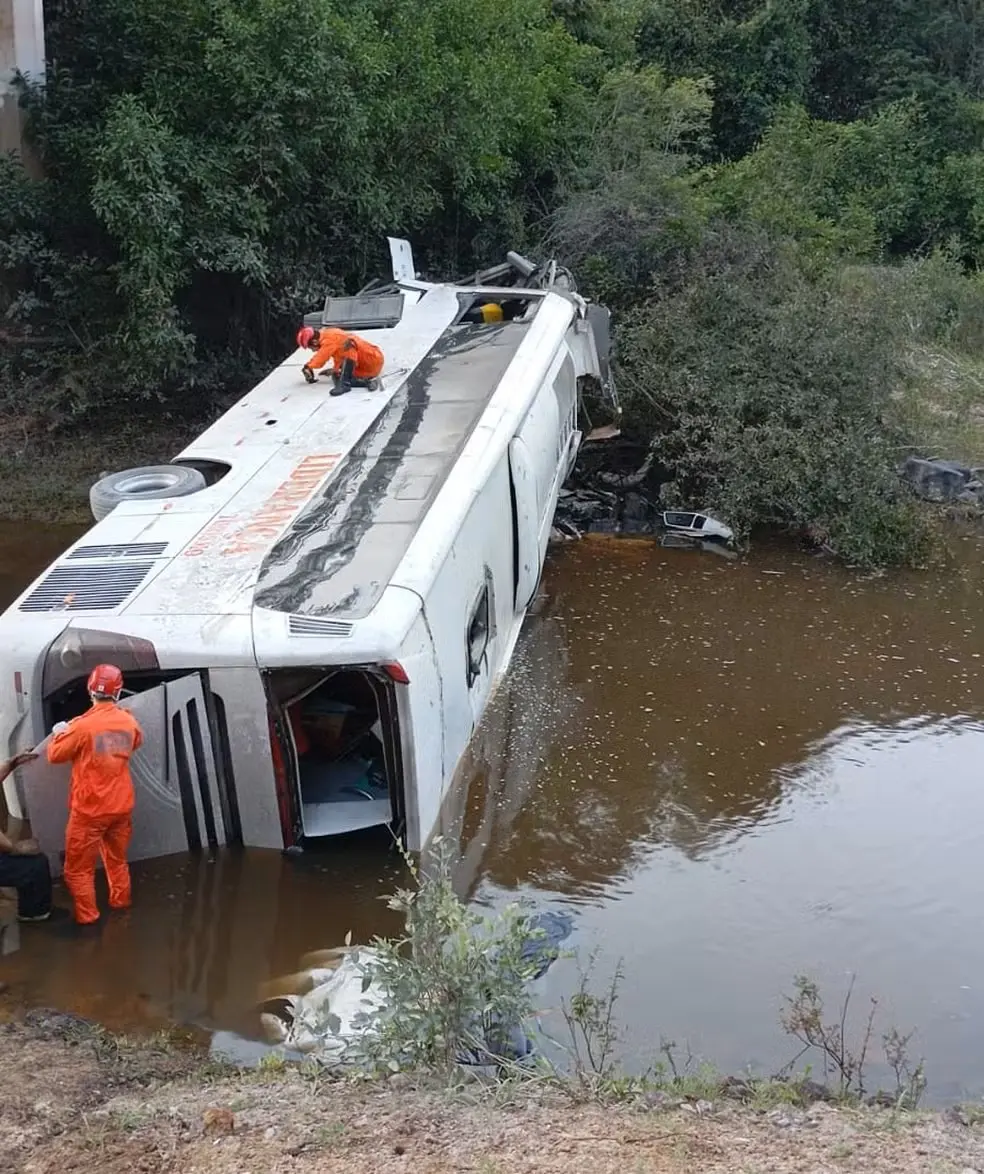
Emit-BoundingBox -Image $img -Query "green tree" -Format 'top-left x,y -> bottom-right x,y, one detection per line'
2,0 -> 592,417
638,0 -> 812,158
616,224 -> 933,567
548,64 -> 713,304
707,102 -> 942,263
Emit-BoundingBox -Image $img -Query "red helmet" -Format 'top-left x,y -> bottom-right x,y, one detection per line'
88,664 -> 123,700
296,326 -> 317,349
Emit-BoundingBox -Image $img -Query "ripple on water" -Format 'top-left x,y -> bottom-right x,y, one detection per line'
4,534 -> 984,1103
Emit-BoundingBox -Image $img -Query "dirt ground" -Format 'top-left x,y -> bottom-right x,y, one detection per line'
3,1013 -> 984,1174
0,414 -> 211,524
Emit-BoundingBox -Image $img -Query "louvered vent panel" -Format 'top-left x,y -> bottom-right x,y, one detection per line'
69,542 -> 168,559
288,615 -> 355,638
19,561 -> 156,613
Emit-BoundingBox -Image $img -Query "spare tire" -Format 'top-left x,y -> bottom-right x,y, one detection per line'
89,464 -> 208,522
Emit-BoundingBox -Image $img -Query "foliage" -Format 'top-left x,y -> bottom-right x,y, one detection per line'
638,0 -> 813,159
5,0 -> 984,564
781,975 -> 927,1107
548,64 -> 714,306
559,953 -> 624,1093
549,0 -> 647,65
615,224 -> 936,566
707,102 -> 933,264
1,0 -> 592,416
706,98 -> 984,266
352,840 -> 544,1077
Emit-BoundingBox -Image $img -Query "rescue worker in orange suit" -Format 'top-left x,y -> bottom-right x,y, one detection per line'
47,664 -> 143,926
296,326 -> 384,396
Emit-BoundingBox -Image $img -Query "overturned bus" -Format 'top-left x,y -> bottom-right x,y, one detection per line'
0,239 -> 615,872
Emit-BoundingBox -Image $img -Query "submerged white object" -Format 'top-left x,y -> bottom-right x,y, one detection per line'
662,510 -> 734,543
280,949 -> 388,1059
259,1012 -> 290,1045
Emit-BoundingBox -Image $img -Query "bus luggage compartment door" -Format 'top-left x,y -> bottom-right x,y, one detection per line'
17,674 -> 223,877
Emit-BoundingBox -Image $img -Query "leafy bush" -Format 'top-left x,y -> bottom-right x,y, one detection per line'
547,64 -> 713,306
354,841 -> 545,1077
615,224 -> 935,566
1,0 -> 593,418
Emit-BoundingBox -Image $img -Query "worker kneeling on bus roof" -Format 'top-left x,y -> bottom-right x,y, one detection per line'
297,326 -> 384,396
47,665 -> 143,926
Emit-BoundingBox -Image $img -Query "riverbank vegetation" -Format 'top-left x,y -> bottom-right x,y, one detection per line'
213,841 -> 926,1114
3,1013 -> 981,1174
4,0 -> 984,562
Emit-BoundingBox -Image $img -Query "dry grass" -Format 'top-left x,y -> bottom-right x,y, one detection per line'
893,345 -> 984,466
3,1015 -> 984,1174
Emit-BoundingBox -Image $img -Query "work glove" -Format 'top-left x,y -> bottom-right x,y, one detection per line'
302,366 -> 316,384
52,721 -> 68,735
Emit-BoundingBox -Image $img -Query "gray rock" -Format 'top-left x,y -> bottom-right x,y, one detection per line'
719,1076 -> 754,1101
642,1091 -> 682,1111
23,1008 -> 95,1039
901,456 -> 984,504
768,1108 -> 808,1130
798,1079 -> 833,1103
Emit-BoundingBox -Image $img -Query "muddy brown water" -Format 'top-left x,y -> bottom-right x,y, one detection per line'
3,522 -> 984,1103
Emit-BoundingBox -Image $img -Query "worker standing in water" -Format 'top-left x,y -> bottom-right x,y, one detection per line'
296,326 -> 384,396
47,665 -> 143,926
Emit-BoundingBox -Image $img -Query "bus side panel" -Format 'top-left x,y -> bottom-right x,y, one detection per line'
513,347 -> 578,566
513,351 -> 562,527
399,613 -> 443,851
208,667 -> 284,849
419,457 -> 515,846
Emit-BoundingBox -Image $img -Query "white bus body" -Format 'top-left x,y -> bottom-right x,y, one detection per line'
0,240 -> 613,871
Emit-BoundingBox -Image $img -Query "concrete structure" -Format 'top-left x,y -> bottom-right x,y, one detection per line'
0,0 -> 45,160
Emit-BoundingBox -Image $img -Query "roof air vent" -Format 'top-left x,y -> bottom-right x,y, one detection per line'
19,561 -> 156,613
288,615 -> 355,638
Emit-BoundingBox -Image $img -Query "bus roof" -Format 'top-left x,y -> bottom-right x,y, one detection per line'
10,276 -> 578,643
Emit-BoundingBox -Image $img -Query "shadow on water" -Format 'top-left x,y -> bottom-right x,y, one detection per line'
5,524 -> 984,1102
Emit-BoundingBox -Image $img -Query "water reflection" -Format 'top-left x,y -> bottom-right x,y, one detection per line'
449,538 -> 984,894
5,526 -> 984,1102
444,538 -> 984,1102
0,842 -> 406,1034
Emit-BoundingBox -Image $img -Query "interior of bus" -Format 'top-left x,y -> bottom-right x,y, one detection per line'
270,668 -> 395,839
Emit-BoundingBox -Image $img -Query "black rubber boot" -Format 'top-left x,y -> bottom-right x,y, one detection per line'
330,358 -> 356,397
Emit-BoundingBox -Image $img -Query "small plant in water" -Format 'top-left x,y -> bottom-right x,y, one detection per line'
883,1026 -> 927,1109
353,838 -> 546,1078
779,974 -> 926,1106
560,952 -> 624,1093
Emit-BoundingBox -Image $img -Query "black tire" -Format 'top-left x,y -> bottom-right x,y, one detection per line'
89,464 -> 207,521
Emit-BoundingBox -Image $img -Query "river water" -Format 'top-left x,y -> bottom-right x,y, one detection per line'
2,523 -> 984,1103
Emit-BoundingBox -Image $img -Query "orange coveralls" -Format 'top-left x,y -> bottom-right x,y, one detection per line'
48,702 -> 143,924
303,328 -> 384,380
